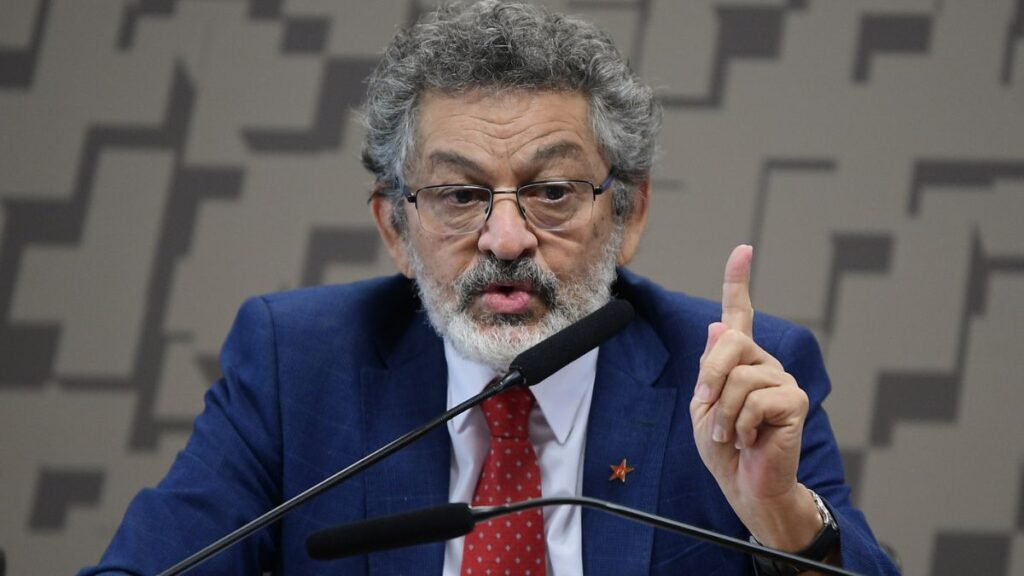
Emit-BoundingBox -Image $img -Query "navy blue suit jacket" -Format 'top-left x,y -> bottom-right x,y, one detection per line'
81,270 -> 898,575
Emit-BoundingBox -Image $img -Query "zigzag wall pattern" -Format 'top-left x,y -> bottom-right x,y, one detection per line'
1,1 -> 1022,574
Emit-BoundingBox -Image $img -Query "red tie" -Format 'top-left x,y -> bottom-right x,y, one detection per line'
461,387 -> 546,576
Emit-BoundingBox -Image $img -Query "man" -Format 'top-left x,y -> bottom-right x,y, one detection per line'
81,2 -> 899,574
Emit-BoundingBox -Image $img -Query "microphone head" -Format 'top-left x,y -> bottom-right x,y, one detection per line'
306,503 -> 474,560
509,299 -> 634,386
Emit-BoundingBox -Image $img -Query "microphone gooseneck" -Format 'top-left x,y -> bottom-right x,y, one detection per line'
157,299 -> 634,575
306,497 -> 861,576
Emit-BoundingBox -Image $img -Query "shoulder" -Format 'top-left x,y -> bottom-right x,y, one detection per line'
256,274 -> 417,322
227,274 -> 424,366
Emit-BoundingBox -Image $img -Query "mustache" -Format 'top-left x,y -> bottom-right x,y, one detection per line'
454,256 -> 559,311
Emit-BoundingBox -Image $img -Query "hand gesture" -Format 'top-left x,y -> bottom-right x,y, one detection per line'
689,245 -> 820,551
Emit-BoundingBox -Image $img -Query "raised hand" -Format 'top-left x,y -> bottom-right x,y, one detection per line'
689,245 -> 821,552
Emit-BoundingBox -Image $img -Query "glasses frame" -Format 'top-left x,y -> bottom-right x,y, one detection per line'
399,168 -> 618,235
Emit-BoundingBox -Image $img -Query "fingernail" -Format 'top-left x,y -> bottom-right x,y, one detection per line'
694,383 -> 711,402
712,425 -> 726,443
734,439 -> 743,450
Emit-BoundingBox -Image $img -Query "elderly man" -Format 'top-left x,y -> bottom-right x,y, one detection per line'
81,2 -> 898,575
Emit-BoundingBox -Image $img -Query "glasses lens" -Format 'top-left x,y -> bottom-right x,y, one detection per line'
417,185 -> 491,234
518,181 -> 592,230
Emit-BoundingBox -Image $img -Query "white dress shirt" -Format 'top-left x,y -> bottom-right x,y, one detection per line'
441,339 -> 599,576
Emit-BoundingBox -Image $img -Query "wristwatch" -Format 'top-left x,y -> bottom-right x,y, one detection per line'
751,488 -> 840,576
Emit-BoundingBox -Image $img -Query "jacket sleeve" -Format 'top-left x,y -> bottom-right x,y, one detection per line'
77,296 -> 283,575
775,324 -> 901,575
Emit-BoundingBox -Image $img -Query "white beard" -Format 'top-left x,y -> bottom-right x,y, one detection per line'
407,227 -> 623,372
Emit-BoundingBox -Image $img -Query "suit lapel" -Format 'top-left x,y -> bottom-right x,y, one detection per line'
355,298 -> 680,575
361,315 -> 450,575
582,313 -> 677,576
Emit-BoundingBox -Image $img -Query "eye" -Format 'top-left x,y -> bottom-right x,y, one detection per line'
537,183 -> 573,202
438,187 -> 487,206
452,188 -> 476,204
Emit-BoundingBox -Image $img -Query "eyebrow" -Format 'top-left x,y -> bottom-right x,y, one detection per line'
427,151 -> 484,176
530,141 -> 586,164
426,142 -> 587,178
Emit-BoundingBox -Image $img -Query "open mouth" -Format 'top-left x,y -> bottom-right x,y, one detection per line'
488,281 -> 531,294
480,282 -> 534,314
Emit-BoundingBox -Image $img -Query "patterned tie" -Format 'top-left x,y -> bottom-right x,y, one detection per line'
461,386 -> 546,576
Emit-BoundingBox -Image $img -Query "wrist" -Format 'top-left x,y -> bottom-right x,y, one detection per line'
743,484 -> 823,552
750,487 -> 842,575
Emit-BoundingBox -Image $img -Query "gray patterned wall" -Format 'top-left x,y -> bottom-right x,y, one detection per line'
1,0 -> 1022,574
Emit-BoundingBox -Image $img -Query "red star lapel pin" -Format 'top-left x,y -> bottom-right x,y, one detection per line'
608,458 -> 635,483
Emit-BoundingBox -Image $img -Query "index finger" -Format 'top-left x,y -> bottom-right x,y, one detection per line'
722,244 -> 754,336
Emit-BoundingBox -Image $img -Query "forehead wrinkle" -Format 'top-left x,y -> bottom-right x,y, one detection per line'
458,111 -> 588,160
464,109 -> 522,127
506,133 -> 595,178
427,131 -> 589,181
416,92 -> 598,183
496,114 -> 588,152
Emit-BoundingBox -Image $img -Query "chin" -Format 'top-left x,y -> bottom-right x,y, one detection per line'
445,313 -> 551,371
472,309 -> 543,328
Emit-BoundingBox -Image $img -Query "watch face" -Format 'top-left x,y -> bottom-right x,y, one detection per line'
809,490 -> 833,527
803,490 -> 841,563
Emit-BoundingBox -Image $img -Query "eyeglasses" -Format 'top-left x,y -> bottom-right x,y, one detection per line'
400,168 -> 616,235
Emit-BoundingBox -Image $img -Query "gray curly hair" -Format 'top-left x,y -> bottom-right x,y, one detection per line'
361,0 -> 662,227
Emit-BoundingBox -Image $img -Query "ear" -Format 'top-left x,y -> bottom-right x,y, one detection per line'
370,184 -> 415,278
617,177 -> 650,266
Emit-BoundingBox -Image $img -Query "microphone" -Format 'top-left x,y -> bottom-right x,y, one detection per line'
306,503 -> 474,559
157,299 -> 634,575
306,497 -> 861,576
500,297 -> 634,389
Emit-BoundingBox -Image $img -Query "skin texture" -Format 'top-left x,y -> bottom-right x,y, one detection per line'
371,91 -> 831,567
372,90 -> 648,327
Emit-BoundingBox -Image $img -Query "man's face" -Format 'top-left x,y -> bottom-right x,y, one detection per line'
373,90 -> 647,370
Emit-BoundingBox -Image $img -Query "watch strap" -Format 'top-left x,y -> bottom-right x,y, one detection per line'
750,488 -> 841,576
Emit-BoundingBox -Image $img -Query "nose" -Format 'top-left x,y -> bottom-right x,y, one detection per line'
476,195 -> 538,260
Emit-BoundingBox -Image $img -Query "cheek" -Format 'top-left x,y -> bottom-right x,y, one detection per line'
588,203 -> 615,240
587,210 -> 616,249
539,232 -> 603,281
412,233 -> 478,279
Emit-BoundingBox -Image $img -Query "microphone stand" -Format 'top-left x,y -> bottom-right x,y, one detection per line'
472,497 -> 860,576
156,372 -> 524,576
305,498 -> 860,575
305,497 -> 860,575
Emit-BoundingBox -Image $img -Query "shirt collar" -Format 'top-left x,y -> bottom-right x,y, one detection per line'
445,339 -> 599,445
